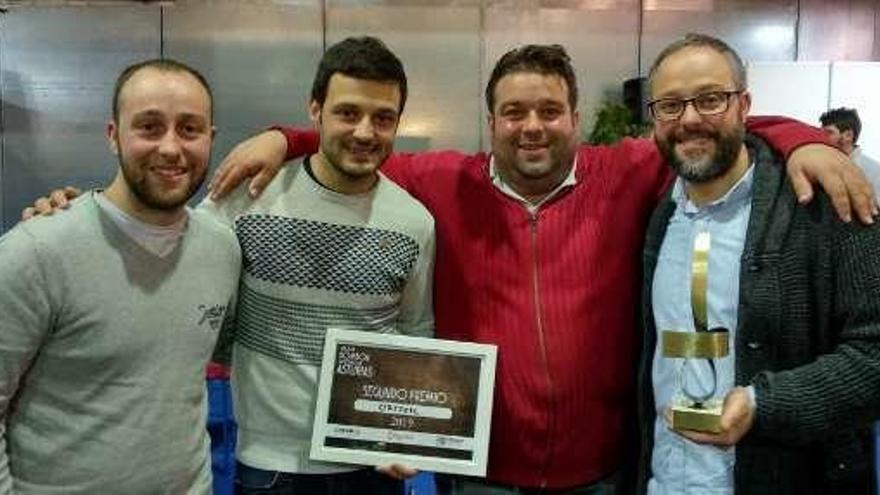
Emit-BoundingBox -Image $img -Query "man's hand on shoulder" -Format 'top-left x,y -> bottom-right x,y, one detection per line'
786,143 -> 878,224
20,186 -> 82,221
208,130 -> 288,201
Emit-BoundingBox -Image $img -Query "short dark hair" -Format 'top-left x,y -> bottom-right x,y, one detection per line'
648,33 -> 747,92
113,58 -> 213,123
310,36 -> 407,113
820,107 -> 862,143
485,44 -> 578,113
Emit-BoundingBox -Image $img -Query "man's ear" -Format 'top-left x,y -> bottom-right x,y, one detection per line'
738,91 -> 752,121
106,120 -> 119,155
309,100 -> 322,130
842,129 -> 855,147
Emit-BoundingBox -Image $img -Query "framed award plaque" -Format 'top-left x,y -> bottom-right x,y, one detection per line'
310,328 -> 497,476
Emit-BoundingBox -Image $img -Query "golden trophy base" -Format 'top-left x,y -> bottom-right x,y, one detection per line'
670,402 -> 722,433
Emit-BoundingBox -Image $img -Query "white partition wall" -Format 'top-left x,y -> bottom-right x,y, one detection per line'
830,62 -> 880,160
748,61 -> 880,161
748,62 -> 830,125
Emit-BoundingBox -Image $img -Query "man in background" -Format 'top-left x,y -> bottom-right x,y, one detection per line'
821,107 -> 880,196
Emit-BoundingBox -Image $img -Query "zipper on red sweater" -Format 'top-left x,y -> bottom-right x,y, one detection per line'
530,211 -> 554,488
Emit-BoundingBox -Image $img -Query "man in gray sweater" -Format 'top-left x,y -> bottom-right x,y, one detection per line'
0,59 -> 241,493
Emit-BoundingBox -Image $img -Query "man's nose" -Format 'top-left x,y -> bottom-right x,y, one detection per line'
353,116 -> 375,140
158,130 -> 182,159
522,110 -> 543,133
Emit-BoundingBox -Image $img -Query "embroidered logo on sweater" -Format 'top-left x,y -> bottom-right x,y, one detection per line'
198,304 -> 227,331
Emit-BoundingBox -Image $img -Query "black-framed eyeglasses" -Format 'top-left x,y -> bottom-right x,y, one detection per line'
648,90 -> 743,122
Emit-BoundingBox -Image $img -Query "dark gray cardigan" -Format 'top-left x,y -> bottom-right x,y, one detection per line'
635,135 -> 880,494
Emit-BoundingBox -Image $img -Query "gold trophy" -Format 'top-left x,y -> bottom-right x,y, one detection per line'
661,232 -> 729,433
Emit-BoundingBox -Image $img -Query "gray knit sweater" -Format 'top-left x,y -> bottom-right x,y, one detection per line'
0,194 -> 241,494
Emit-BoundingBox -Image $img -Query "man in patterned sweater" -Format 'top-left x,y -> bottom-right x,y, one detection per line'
202,37 -> 435,494
637,34 -> 880,495
0,59 -> 241,493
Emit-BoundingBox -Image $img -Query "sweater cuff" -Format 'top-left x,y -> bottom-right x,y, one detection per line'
746,115 -> 831,159
268,125 -> 320,162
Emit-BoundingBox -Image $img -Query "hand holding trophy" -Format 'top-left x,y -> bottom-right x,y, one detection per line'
661,232 -> 730,433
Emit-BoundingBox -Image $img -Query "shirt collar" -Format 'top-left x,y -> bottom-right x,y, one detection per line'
488,155 -> 578,211
671,161 -> 756,215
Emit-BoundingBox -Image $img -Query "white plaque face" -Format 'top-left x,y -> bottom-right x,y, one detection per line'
310,329 -> 497,476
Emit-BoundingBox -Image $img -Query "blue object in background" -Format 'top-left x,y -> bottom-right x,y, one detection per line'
207,378 -> 237,495
404,472 -> 436,495
876,422 -> 880,495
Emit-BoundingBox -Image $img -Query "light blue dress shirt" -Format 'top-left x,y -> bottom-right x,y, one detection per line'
647,164 -> 754,495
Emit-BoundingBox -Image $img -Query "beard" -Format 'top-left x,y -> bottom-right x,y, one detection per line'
117,153 -> 207,212
657,124 -> 744,184
320,137 -> 390,180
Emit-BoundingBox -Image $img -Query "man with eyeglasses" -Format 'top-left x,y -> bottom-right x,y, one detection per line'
635,33 -> 880,495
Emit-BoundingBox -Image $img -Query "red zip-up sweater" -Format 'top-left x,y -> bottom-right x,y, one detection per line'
279,118 -> 823,488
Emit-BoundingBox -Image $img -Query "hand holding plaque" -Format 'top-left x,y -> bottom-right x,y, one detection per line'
662,232 -> 730,433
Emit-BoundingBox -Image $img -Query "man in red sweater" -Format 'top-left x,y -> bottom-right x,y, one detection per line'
34,44 -> 873,494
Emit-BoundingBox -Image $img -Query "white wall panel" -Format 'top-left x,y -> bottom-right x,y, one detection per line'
830,62 -> 880,160
747,62 -> 829,126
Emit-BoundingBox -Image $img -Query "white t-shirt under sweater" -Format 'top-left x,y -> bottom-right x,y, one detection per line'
94,191 -> 188,258
0,192 -> 242,494
200,157 -> 435,474
852,147 -> 880,199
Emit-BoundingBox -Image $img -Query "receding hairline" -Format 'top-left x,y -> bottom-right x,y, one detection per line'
648,35 -> 747,95
115,66 -> 213,121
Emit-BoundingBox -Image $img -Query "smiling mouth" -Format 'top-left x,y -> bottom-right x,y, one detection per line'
675,130 -> 717,142
519,143 -> 548,151
347,145 -> 378,155
151,167 -> 188,179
